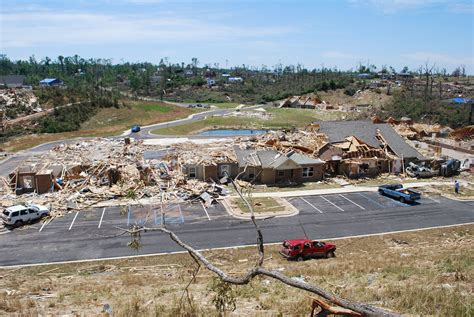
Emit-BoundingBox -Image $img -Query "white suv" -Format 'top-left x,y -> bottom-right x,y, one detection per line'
1,204 -> 50,227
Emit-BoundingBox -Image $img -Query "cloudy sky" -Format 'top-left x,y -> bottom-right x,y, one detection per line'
1,0 -> 473,72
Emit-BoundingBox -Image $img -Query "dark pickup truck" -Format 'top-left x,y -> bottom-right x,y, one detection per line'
378,184 -> 421,203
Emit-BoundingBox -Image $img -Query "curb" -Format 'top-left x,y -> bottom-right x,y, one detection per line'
221,197 -> 299,219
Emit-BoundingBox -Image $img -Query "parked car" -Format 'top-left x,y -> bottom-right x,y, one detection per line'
378,184 -> 421,203
1,204 -> 50,227
131,125 -> 141,133
280,239 -> 336,261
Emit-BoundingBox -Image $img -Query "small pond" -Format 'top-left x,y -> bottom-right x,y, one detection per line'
198,129 -> 268,136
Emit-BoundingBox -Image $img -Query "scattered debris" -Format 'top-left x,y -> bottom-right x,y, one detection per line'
0,89 -> 40,119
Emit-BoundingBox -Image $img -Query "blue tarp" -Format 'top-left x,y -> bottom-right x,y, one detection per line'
451,97 -> 473,104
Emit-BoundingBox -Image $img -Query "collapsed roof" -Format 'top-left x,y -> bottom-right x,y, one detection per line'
316,120 -> 426,160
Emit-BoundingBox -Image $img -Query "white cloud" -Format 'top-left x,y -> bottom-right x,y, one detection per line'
1,10 -> 295,48
401,52 -> 474,67
449,2 -> 474,13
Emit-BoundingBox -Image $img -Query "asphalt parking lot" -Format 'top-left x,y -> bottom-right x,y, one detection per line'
287,191 -> 440,214
4,201 -> 230,237
0,192 -> 472,267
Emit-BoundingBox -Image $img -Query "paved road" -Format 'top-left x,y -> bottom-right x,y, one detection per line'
134,103 -> 267,139
1,192 -> 472,267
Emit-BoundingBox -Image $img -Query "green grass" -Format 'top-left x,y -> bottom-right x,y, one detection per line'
3,100 -> 198,152
234,197 -> 284,213
151,107 -> 358,135
140,103 -> 173,112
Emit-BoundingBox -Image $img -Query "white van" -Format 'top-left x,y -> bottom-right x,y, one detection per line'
1,204 -> 50,227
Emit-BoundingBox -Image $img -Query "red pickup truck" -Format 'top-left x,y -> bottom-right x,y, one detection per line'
280,239 -> 336,261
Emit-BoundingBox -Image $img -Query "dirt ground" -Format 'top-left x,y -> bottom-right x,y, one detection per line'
0,225 -> 472,316
317,88 -> 393,109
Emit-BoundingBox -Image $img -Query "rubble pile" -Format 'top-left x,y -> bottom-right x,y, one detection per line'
0,128 -> 333,215
246,126 -> 328,154
449,126 -> 474,141
173,142 -> 237,166
0,138 -> 228,216
222,108 -> 272,120
0,89 -> 40,117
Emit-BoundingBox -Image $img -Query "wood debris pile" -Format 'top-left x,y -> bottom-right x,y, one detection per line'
0,138 -> 223,216
0,88 -> 40,117
245,127 -> 328,154
1,128 -> 333,216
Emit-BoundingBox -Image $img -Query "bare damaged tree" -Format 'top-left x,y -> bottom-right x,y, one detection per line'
422,61 -> 435,100
121,174 -> 401,317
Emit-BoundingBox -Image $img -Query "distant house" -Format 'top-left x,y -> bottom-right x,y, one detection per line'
396,72 -> 414,79
39,78 -> 63,87
356,73 -> 373,79
279,96 -> 322,109
149,75 -> 161,84
228,77 -> 243,83
0,75 -> 26,88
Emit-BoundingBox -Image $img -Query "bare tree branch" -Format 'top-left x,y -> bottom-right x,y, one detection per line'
117,172 -> 400,316
179,252 -> 201,309
123,224 -> 399,317
227,172 -> 264,267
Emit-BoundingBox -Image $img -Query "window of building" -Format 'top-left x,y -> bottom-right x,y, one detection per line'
219,164 -> 230,177
247,167 -> 255,179
278,170 -> 285,177
188,166 -> 196,178
302,167 -> 314,178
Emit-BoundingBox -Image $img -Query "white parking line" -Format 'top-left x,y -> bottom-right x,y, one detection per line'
39,218 -> 52,232
200,202 -> 211,221
427,197 -> 441,204
98,208 -> 106,228
339,194 -> 366,210
320,195 -> 344,211
69,212 -> 79,231
300,197 -> 323,213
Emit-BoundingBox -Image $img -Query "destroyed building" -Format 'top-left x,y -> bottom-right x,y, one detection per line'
316,120 -> 426,177
9,166 -> 56,195
319,136 -> 391,178
180,146 -> 238,182
279,95 -> 322,109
